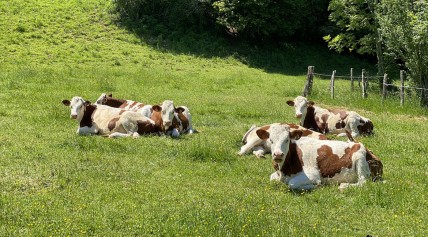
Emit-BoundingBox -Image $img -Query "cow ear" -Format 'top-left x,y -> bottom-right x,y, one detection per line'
175,107 -> 185,114
62,100 -> 70,106
256,129 -> 270,140
290,130 -> 303,140
85,100 -> 91,106
286,100 -> 294,106
152,105 -> 162,112
108,94 -> 112,97
308,101 -> 315,106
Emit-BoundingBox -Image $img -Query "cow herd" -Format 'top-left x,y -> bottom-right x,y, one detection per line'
62,94 -> 383,191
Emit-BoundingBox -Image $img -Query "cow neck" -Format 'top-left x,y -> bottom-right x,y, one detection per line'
80,104 -> 97,128
302,105 -> 320,132
276,142 -> 303,176
105,98 -> 127,108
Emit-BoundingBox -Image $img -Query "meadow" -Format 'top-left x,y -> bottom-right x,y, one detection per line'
1,0 -> 428,236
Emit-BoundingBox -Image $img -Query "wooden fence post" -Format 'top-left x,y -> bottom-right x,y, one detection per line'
400,70 -> 405,106
382,74 -> 388,103
302,66 -> 314,97
350,68 -> 354,91
330,70 -> 336,99
362,69 -> 368,98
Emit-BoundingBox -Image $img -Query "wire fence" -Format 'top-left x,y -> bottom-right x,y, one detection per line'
302,66 -> 428,106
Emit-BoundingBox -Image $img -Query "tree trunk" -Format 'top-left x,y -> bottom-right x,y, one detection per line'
420,73 -> 428,107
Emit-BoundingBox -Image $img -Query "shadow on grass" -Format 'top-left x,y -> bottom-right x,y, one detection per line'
115,19 -> 376,76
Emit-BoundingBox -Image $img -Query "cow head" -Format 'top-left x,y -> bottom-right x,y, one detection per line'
358,119 -> 374,136
95,93 -> 107,105
256,124 -> 303,169
159,100 -> 176,131
95,93 -> 114,105
286,96 -> 314,119
62,96 -> 90,121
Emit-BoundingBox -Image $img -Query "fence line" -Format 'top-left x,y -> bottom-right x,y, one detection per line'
303,66 -> 428,106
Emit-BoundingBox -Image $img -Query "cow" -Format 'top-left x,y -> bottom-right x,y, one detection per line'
238,123 -> 383,183
286,96 -> 374,138
95,93 -> 152,117
62,96 -> 157,138
238,123 -> 328,158
95,93 -> 196,137
254,124 -> 380,190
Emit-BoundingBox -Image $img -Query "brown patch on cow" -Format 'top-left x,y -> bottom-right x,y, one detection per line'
316,144 -> 360,178
329,109 -> 348,120
365,148 -> 383,180
335,120 -> 346,129
287,123 -> 299,129
136,103 -> 146,109
119,110 -> 126,115
108,117 -> 120,131
315,114 -> 329,133
103,97 -> 127,108
80,104 -> 97,128
275,143 -> 304,175
150,110 -> 164,131
129,101 -> 139,108
302,106 -> 320,132
177,112 -> 189,131
259,125 -> 270,131
358,120 -> 374,135
136,120 -> 157,134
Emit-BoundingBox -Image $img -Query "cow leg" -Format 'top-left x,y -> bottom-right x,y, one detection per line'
77,126 -> 97,135
339,151 -> 371,190
252,146 -> 267,158
238,137 -> 263,156
288,172 -> 316,191
108,132 -> 132,138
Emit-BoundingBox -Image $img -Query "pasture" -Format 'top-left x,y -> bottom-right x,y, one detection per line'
1,0 -> 428,236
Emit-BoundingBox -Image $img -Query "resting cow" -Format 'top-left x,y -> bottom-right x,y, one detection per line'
238,123 -> 328,158
286,96 -> 374,137
62,96 -> 157,137
239,123 -> 382,182
96,93 -> 196,137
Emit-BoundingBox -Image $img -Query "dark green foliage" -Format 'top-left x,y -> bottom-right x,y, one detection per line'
112,0 -> 330,44
113,0 -> 216,33
212,0 -> 330,42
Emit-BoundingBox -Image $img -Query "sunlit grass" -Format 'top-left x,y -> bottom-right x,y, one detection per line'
1,0 -> 427,236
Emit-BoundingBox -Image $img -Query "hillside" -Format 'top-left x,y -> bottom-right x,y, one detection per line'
1,0 -> 427,236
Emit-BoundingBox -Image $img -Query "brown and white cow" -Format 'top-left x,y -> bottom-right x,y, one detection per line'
286,96 -> 374,138
95,93 -> 196,137
62,96 -> 157,137
238,123 -> 328,158
239,123 -> 383,182
255,124 -> 377,190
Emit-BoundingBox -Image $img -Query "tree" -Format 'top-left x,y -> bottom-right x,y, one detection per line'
325,0 -> 385,78
212,0 -> 329,42
377,0 -> 428,106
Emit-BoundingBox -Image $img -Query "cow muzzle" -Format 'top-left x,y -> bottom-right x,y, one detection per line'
296,113 -> 302,118
71,114 -> 78,119
273,152 -> 284,163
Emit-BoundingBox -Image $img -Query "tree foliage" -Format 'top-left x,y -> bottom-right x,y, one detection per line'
377,0 -> 428,106
324,0 -> 378,55
212,0 -> 329,42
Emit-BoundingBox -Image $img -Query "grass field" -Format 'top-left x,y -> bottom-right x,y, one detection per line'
1,0 -> 428,236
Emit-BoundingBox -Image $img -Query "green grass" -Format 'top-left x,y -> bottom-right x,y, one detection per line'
1,0 -> 428,236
